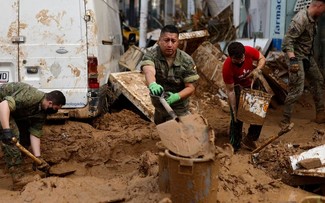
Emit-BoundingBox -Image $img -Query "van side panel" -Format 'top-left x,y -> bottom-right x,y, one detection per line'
85,0 -> 123,85
0,0 -> 19,83
19,0 -> 88,108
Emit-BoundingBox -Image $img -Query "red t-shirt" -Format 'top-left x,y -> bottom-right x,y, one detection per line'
222,46 -> 260,88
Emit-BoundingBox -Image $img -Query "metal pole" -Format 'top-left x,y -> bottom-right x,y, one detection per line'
139,0 -> 148,48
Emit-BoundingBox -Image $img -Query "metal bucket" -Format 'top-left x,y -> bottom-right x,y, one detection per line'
164,150 -> 218,203
237,88 -> 272,125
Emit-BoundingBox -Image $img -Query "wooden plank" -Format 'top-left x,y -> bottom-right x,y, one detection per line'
191,41 -> 226,90
109,71 -> 155,122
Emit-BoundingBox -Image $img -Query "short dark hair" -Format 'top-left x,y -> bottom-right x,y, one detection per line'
45,90 -> 66,105
160,25 -> 179,36
227,42 -> 245,58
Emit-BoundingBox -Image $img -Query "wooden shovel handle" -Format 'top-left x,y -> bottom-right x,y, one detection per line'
12,137 -> 42,165
251,134 -> 280,154
252,122 -> 294,154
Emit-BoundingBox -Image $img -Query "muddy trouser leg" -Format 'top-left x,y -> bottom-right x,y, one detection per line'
283,60 -> 305,122
1,118 -> 23,169
305,57 -> 324,113
229,110 -> 243,150
16,120 -> 31,149
229,85 -> 243,150
247,125 -> 262,141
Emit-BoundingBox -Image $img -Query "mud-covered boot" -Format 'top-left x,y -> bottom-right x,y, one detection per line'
241,136 -> 257,151
9,166 -> 41,191
315,111 -> 325,124
279,117 -> 290,127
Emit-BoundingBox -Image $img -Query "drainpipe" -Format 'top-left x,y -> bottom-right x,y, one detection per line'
139,0 -> 148,48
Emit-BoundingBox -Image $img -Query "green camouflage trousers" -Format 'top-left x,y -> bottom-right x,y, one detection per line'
283,57 -> 324,120
1,117 -> 23,168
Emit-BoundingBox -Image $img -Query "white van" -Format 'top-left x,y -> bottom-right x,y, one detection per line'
0,0 -> 123,118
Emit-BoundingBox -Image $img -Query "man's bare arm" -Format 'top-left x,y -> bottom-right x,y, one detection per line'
0,100 -> 11,129
142,65 -> 156,86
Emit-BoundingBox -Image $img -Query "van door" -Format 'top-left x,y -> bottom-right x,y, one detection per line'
0,0 -> 88,108
18,0 -> 88,108
0,0 -> 19,83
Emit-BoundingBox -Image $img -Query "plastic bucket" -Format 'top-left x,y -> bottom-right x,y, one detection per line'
237,88 -> 272,125
158,152 -> 170,193
164,150 -> 218,203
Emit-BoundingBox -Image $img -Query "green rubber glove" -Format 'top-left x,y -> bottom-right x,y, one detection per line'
149,82 -> 164,96
166,92 -> 180,105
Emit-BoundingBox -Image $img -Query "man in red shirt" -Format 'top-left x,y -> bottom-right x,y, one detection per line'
222,42 -> 266,151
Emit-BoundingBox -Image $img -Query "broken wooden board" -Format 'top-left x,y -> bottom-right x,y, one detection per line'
119,45 -> 144,71
263,51 -> 289,104
289,144 -> 325,178
262,66 -> 288,104
191,41 -> 226,90
109,71 -> 154,122
178,30 -> 210,55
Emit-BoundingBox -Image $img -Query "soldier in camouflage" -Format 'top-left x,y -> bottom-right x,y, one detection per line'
141,25 -> 199,124
281,0 -> 325,129
0,82 -> 66,190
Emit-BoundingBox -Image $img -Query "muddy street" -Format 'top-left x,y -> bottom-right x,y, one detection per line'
0,78 -> 324,203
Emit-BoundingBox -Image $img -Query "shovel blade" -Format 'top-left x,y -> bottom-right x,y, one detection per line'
47,164 -> 76,177
156,114 -> 213,157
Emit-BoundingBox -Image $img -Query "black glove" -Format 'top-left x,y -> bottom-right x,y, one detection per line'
302,58 -> 310,72
289,57 -> 299,73
2,128 -> 14,145
32,156 -> 50,173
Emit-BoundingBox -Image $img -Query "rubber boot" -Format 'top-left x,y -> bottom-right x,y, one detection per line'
315,111 -> 325,124
9,165 -> 41,191
279,116 -> 290,127
241,136 -> 257,151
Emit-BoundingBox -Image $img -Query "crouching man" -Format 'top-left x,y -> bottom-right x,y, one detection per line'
0,82 -> 66,190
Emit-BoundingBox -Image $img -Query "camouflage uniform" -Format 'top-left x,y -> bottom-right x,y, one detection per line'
140,46 -> 199,124
0,82 -> 46,168
281,8 -> 324,122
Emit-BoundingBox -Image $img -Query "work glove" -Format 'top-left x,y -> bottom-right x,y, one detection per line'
289,57 -> 299,73
32,156 -> 50,173
1,129 -> 14,145
166,92 -> 180,105
149,82 -> 164,96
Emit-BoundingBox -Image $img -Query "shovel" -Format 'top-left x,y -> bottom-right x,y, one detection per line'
11,137 -> 76,177
155,95 -> 213,157
251,122 -> 294,164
